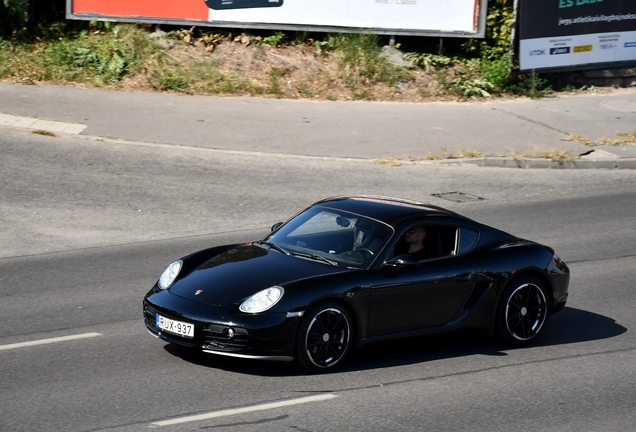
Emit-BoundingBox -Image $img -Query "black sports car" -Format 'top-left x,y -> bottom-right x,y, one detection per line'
143,196 -> 570,372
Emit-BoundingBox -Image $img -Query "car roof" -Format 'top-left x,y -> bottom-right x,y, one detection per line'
313,195 -> 466,226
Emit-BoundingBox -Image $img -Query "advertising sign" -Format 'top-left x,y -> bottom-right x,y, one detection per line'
518,0 -> 636,71
68,0 -> 486,37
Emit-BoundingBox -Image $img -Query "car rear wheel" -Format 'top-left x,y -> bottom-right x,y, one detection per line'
295,301 -> 352,372
496,277 -> 550,345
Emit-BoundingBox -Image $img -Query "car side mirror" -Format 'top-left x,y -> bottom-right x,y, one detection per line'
385,254 -> 419,267
271,222 -> 284,232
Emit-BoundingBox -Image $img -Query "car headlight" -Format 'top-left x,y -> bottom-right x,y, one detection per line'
158,260 -> 183,290
239,286 -> 284,313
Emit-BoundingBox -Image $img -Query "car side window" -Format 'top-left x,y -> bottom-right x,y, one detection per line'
430,225 -> 459,257
457,228 -> 479,255
392,224 -> 458,261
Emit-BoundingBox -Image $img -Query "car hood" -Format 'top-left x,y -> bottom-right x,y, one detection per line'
168,244 -> 346,306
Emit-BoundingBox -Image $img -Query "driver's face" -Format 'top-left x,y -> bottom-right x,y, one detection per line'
404,228 -> 425,244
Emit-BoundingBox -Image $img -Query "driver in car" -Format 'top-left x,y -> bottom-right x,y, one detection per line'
403,226 -> 435,260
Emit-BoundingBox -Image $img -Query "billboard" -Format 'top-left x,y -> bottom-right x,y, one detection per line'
68,0 -> 487,37
518,0 -> 636,71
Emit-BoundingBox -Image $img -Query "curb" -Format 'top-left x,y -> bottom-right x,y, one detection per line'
1,112 -> 635,170
0,112 -> 87,135
431,157 -> 636,170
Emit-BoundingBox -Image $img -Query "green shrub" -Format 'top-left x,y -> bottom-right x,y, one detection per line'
403,52 -> 452,71
327,33 -> 407,87
2,24 -> 162,84
149,69 -> 190,92
438,70 -> 495,98
0,0 -> 553,99
516,70 -> 551,99
262,31 -> 285,46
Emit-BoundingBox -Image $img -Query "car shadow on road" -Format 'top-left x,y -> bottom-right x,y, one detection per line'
345,306 -> 627,373
164,306 -> 626,376
537,306 -> 627,346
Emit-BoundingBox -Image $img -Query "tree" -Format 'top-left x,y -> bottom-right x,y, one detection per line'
0,0 -> 29,38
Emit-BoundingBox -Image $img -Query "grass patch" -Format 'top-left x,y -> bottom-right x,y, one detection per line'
425,146 -> 452,160
0,24 -> 162,85
425,148 -> 483,159
508,150 -> 535,158
298,86 -> 319,98
370,157 -> 402,166
326,33 -> 408,88
149,57 -> 264,95
537,148 -> 573,160
404,52 -> 452,71
459,148 -> 483,158
32,129 -> 56,137
565,131 -> 636,146
0,21 -> 567,102
596,131 -> 636,146
564,134 -> 591,145
516,70 -> 551,99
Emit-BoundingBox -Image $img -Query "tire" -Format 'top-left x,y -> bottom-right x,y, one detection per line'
496,276 -> 550,346
295,301 -> 352,372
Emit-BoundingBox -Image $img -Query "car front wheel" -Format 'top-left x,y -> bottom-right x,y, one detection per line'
496,277 -> 550,345
295,301 -> 352,372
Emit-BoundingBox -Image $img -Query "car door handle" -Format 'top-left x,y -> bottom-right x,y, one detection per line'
454,272 -> 473,282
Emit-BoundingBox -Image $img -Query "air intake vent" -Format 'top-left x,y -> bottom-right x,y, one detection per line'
203,325 -> 248,352
463,280 -> 492,310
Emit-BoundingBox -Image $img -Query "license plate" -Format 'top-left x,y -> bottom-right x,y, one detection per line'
156,314 -> 194,338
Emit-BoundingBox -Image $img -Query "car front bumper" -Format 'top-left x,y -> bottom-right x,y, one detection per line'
143,293 -> 300,361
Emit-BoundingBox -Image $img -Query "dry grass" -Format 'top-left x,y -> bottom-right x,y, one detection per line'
507,150 -> 535,158
536,148 -> 574,160
0,26 -> 521,103
425,146 -> 452,160
2,25 -> 628,108
370,157 -> 402,166
152,40 -> 447,102
458,148 -> 483,158
596,131 -> 636,146
564,131 -> 636,147
564,134 -> 591,145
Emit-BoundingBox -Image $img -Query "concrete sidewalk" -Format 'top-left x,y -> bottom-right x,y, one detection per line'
1,82 -> 635,168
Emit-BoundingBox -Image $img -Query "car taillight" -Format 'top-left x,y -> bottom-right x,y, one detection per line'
552,253 -> 565,269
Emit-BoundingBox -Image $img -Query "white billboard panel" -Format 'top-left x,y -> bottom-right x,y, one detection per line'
68,0 -> 486,37
207,0 -> 478,33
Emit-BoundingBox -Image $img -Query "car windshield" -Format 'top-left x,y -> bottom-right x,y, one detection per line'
264,206 -> 393,268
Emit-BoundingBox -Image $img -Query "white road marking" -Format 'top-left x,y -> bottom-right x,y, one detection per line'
152,394 -> 338,426
0,332 -> 102,351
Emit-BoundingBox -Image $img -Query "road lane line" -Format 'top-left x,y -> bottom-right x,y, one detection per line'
0,332 -> 102,351
152,394 -> 338,426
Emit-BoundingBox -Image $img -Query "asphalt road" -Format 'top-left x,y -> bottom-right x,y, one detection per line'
1,124 -> 635,431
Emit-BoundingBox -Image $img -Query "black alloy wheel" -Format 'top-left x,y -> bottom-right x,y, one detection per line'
496,277 -> 550,345
295,301 -> 352,372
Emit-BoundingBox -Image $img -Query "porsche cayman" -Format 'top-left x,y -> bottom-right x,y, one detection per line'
143,196 -> 570,372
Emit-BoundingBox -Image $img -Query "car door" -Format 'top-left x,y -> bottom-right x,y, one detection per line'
367,254 -> 476,336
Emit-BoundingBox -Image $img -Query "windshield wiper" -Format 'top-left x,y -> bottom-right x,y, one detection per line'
291,252 -> 339,266
255,240 -> 290,255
